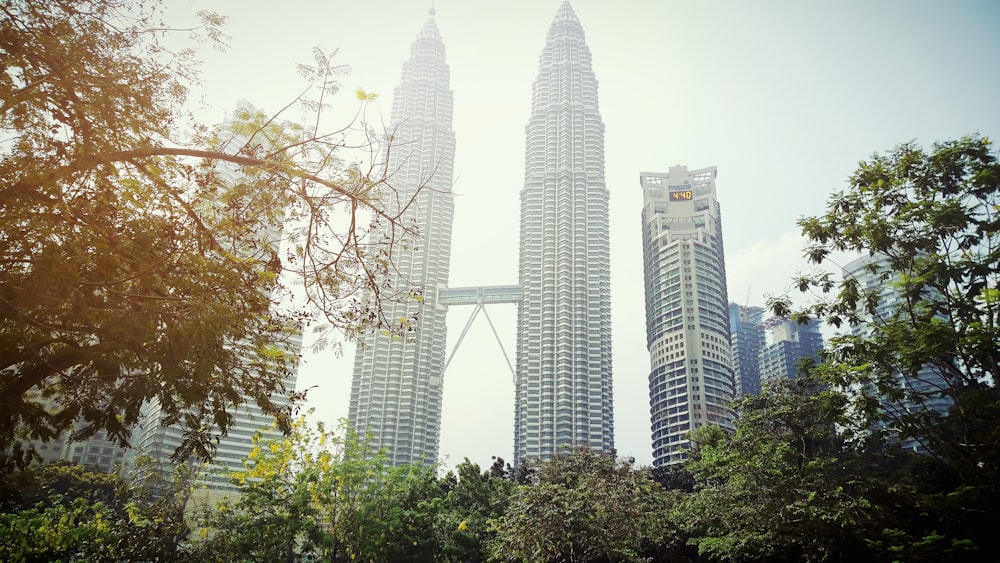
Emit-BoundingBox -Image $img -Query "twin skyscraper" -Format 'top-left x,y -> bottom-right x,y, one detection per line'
349,2 -> 733,468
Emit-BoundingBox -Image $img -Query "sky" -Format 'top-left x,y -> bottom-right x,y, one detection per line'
173,0 -> 1000,469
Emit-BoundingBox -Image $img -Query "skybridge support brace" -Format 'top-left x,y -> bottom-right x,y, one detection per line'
437,285 -> 521,382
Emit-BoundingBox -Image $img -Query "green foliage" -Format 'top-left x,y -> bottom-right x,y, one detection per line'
489,448 -> 679,563
188,417 -> 452,562
1,0 -> 420,470
767,135 -> 1000,560
0,461 -> 194,561
438,457 -> 516,561
681,378 -> 911,562
0,497 -> 121,561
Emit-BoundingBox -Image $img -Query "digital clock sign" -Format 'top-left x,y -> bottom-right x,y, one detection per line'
669,190 -> 693,201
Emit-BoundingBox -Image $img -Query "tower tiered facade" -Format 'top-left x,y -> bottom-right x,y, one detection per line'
128,102 -> 302,495
348,12 -> 456,466
513,1 -> 614,464
641,165 -> 734,467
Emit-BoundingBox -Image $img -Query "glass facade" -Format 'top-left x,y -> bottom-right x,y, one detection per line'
729,303 -> 765,397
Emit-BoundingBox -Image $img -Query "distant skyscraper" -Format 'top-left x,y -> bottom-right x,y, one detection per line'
128,102 -> 302,495
758,316 -> 824,386
729,303 -> 765,397
843,254 -> 951,452
513,1 -> 614,465
348,11 -> 456,467
641,165 -> 734,467
130,351 -> 300,495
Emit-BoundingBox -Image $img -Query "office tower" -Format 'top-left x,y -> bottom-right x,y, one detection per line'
729,303 -> 765,397
843,254 -> 951,452
126,102 -> 302,495
758,316 -> 824,386
129,350 -> 300,496
513,1 -> 614,465
641,165 -> 734,467
348,11 -> 456,467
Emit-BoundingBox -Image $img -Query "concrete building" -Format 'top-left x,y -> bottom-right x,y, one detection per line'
513,1 -> 614,465
641,165 -> 734,467
129,348 -> 300,495
729,303 -> 765,397
345,2 -> 617,468
348,10 -> 456,466
758,316 -> 824,386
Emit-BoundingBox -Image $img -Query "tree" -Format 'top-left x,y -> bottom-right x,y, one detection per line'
189,417 -> 449,562
0,461 -> 195,561
489,448 -> 679,563
437,457 -> 516,562
1,0 -> 421,468
680,377 -> 917,562
768,135 -> 1000,559
190,418 -> 337,562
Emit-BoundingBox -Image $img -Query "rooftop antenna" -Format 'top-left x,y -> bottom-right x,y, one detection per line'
746,284 -> 751,305
430,0 -> 436,17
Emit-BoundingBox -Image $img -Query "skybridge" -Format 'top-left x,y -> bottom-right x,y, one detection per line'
437,285 -> 521,380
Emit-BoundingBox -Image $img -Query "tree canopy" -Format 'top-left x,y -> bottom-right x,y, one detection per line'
680,378 -> 913,562
768,135 -> 1000,559
1,0 -> 421,467
489,448 -> 679,563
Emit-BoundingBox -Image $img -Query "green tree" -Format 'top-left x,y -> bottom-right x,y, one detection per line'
489,448 -> 678,563
189,417 -> 449,562
190,418 -> 353,562
769,135 -> 1000,558
1,0 -> 420,468
680,378 -> 915,562
0,461 -> 195,561
437,457 -> 515,562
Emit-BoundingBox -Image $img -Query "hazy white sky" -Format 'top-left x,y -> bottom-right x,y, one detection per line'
176,0 -> 1000,468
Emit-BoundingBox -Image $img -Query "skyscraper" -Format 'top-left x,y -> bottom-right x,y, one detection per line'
513,1 -> 614,464
128,102 -> 302,495
758,316 -> 824,386
348,10 -> 456,467
843,254 -> 951,452
729,303 -> 765,397
641,165 -> 733,467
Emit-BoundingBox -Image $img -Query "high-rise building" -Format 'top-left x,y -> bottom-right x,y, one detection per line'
729,303 -> 765,397
513,1 -> 614,465
348,10 -> 456,467
641,165 -> 734,467
758,316 -> 824,386
843,254 -> 951,452
129,350 -> 300,495
128,102 -> 302,496
26,422 -> 126,473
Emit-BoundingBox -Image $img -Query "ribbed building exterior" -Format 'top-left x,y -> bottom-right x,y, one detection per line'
758,317 -> 824,386
641,165 -> 734,467
129,344 -> 300,495
513,1 -> 614,465
128,102 -> 302,495
729,303 -> 765,397
348,12 -> 456,467
28,422 -> 126,473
